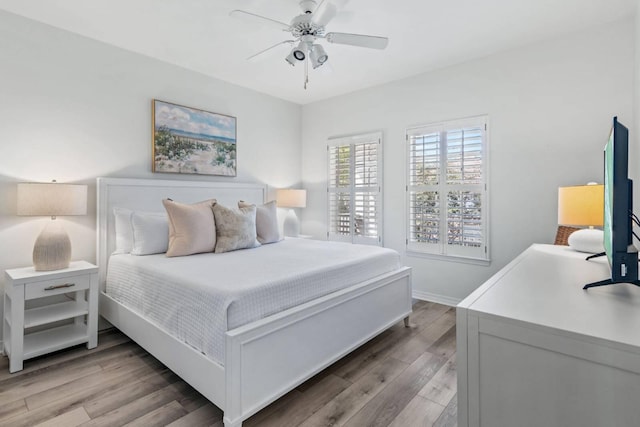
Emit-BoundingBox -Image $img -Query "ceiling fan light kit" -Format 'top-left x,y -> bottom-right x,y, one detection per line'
230,0 -> 389,89
293,40 -> 308,61
310,44 -> 328,68
285,49 -> 298,66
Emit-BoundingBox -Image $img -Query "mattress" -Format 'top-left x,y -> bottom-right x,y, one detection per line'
106,238 -> 402,365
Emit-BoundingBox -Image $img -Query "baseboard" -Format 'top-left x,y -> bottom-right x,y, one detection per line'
0,340 -> 4,356
412,290 -> 461,307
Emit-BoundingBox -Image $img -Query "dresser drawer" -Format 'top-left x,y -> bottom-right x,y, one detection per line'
25,275 -> 90,300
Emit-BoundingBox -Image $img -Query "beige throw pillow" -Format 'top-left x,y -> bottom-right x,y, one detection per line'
212,203 -> 260,253
163,199 -> 216,257
238,200 -> 281,244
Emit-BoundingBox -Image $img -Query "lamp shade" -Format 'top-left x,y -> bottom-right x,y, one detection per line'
17,183 -> 87,216
277,189 -> 307,208
558,184 -> 604,227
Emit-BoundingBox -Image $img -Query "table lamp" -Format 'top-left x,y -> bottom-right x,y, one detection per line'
557,183 -> 604,253
17,181 -> 88,271
277,189 -> 307,237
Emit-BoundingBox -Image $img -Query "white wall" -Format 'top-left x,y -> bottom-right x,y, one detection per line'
0,11 -> 302,343
301,19 -> 635,304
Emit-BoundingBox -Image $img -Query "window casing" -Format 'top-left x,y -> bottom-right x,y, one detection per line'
328,132 -> 382,246
406,116 -> 489,260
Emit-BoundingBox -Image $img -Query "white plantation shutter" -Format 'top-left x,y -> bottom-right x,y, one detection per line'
328,132 -> 382,245
329,144 -> 351,240
407,116 -> 488,260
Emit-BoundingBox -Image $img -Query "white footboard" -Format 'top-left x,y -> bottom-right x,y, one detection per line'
101,266 -> 411,427
223,267 -> 412,427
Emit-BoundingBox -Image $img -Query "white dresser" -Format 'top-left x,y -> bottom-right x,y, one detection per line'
457,244 -> 640,427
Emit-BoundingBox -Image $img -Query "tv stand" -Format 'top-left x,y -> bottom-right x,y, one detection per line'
583,278 -> 640,289
583,246 -> 640,288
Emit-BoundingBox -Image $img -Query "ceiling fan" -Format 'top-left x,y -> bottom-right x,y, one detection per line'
230,0 -> 389,89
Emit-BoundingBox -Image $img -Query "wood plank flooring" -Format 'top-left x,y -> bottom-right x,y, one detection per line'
0,301 -> 457,427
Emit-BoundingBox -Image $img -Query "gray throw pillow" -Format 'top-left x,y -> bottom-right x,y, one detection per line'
212,203 -> 260,253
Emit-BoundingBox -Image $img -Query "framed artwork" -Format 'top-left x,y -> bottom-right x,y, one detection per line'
152,99 -> 237,176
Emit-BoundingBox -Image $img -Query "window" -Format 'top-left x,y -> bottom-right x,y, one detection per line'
328,132 -> 382,245
406,116 -> 488,260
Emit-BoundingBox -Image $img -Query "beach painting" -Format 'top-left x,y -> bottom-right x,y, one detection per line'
152,100 -> 237,176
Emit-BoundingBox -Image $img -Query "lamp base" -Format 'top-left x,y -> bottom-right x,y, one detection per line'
567,228 -> 604,254
33,220 -> 72,271
283,209 -> 300,237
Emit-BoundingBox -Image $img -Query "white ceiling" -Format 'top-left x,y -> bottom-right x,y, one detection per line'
0,0 -> 636,105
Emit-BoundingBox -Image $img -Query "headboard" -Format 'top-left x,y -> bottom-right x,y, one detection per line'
96,177 -> 267,288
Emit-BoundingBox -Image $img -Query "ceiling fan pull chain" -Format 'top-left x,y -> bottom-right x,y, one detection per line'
304,57 -> 309,89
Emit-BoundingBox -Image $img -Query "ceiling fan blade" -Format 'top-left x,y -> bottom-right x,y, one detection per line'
324,32 -> 389,49
229,10 -> 290,31
312,0 -> 349,27
247,40 -> 295,61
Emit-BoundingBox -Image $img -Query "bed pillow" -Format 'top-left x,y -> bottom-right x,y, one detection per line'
212,203 -> 260,253
130,211 -> 170,255
238,200 -> 281,244
113,207 -> 134,254
163,199 -> 217,257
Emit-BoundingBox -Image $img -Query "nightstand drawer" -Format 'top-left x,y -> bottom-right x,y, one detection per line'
25,275 -> 90,300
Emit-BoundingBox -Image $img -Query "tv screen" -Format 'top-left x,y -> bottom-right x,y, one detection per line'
603,128 -> 614,266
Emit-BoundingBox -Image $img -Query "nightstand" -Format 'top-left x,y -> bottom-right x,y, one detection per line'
3,261 -> 98,373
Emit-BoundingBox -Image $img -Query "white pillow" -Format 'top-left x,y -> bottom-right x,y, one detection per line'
238,200 -> 281,244
113,207 -> 134,254
130,211 -> 169,255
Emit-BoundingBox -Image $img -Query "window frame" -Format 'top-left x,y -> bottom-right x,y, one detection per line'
327,131 -> 383,246
405,115 -> 490,263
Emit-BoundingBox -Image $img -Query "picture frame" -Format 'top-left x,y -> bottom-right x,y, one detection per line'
152,99 -> 237,177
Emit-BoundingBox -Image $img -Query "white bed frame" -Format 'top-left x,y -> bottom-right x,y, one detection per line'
96,177 -> 412,427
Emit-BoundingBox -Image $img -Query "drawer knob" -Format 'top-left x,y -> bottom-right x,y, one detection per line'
44,283 -> 75,291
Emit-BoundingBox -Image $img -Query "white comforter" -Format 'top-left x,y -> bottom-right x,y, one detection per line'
106,238 -> 401,365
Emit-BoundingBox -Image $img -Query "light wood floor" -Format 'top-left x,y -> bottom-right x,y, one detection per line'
0,301 -> 457,427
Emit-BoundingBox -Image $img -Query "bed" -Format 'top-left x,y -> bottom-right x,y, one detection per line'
97,177 -> 412,427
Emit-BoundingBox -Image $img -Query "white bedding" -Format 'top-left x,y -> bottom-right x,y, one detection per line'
106,238 -> 401,365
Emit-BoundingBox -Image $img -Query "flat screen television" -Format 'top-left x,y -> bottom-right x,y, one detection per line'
584,117 -> 639,289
